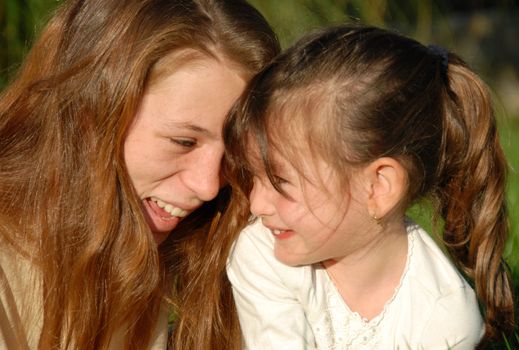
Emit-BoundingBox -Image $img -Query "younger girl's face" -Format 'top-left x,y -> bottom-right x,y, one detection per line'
124,57 -> 246,244
249,148 -> 371,267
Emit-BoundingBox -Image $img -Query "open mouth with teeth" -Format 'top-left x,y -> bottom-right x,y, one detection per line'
271,228 -> 295,240
141,196 -> 192,244
150,197 -> 188,218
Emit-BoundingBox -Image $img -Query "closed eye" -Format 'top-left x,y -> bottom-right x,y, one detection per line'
170,138 -> 196,148
271,175 -> 295,200
272,175 -> 289,186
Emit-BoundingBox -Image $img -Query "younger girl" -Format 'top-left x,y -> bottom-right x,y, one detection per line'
225,25 -> 514,349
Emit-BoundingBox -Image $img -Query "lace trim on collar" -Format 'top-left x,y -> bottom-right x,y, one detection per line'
313,221 -> 416,349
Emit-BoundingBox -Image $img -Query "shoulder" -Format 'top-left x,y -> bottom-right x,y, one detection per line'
227,218 -> 274,271
232,218 -> 275,254
227,219 -> 311,291
0,244 -> 43,349
0,243 -> 40,305
226,220 -> 318,348
406,219 -> 473,295
419,290 -> 483,349
400,220 -> 483,348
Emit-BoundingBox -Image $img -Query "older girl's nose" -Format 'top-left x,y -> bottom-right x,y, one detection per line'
183,149 -> 223,202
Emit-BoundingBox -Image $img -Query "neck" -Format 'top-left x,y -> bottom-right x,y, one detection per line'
323,217 -> 408,320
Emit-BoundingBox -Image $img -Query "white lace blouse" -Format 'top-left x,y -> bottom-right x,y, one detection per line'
227,219 -> 483,349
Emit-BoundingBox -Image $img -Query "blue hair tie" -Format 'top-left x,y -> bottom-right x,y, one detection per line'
427,44 -> 449,79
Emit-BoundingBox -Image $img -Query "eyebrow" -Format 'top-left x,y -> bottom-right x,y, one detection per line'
270,155 -> 289,174
165,121 -> 218,139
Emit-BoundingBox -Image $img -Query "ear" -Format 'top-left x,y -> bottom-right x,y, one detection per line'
363,157 -> 407,220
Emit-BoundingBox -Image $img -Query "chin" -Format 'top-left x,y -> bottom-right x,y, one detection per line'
275,249 -> 320,267
274,252 -> 301,267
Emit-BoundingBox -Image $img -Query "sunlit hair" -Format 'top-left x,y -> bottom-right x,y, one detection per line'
0,0 -> 279,348
224,24 -> 513,345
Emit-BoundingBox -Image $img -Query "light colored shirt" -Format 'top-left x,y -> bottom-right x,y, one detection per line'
0,243 -> 168,349
227,218 -> 484,349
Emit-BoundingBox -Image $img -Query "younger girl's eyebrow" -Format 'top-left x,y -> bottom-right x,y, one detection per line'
269,153 -> 290,174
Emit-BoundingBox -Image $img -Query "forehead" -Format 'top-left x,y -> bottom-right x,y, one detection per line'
149,48 -> 249,88
246,103 -> 346,187
247,129 -> 318,180
133,55 -> 246,137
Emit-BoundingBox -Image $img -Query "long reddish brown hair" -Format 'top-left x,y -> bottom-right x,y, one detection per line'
224,24 -> 514,345
0,0 -> 279,348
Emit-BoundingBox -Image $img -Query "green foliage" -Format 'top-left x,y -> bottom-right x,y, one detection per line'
248,0 -> 350,47
0,0 -> 58,86
502,119 -> 519,280
247,0 -> 453,47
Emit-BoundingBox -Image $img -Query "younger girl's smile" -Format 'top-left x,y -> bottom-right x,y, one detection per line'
271,228 -> 295,240
264,223 -> 296,240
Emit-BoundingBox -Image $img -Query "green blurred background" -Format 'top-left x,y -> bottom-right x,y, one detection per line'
2,0 -> 519,341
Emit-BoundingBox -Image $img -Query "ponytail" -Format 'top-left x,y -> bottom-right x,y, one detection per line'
436,55 -> 514,341
220,23 -> 515,343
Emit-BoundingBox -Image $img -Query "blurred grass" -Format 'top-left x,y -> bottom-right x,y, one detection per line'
502,118 -> 519,279
503,118 -> 519,348
0,0 -> 58,86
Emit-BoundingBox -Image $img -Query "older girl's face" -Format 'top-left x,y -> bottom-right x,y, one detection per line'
124,57 -> 246,244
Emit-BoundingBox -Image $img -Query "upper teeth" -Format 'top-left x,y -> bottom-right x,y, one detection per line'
151,197 -> 188,217
272,229 -> 282,235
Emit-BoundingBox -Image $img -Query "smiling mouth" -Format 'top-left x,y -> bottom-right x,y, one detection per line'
268,227 -> 295,240
149,197 -> 188,218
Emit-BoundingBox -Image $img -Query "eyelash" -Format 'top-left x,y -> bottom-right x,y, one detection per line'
272,175 -> 289,186
170,138 -> 196,148
271,175 -> 295,200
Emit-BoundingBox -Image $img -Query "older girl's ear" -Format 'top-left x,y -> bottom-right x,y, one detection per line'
363,157 -> 408,220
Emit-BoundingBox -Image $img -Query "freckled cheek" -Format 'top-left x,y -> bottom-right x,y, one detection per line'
126,158 -> 173,194
123,157 -> 140,188
125,168 -> 148,196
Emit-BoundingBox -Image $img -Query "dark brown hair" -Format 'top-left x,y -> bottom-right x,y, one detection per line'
0,0 -> 279,348
224,24 -> 513,344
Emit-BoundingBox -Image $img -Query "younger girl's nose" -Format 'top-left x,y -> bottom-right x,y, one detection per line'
249,177 -> 276,217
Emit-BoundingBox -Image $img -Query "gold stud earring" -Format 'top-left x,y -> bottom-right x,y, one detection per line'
372,213 -> 383,226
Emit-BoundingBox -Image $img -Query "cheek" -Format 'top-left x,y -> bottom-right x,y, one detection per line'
277,200 -> 311,224
124,138 -> 152,179
124,131 -> 175,177
305,197 -> 348,232
123,143 -> 140,186
123,134 -> 163,194
123,124 -> 148,173
123,154 -> 147,197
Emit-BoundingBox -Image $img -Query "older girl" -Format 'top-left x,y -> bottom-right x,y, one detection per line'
0,0 -> 279,348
